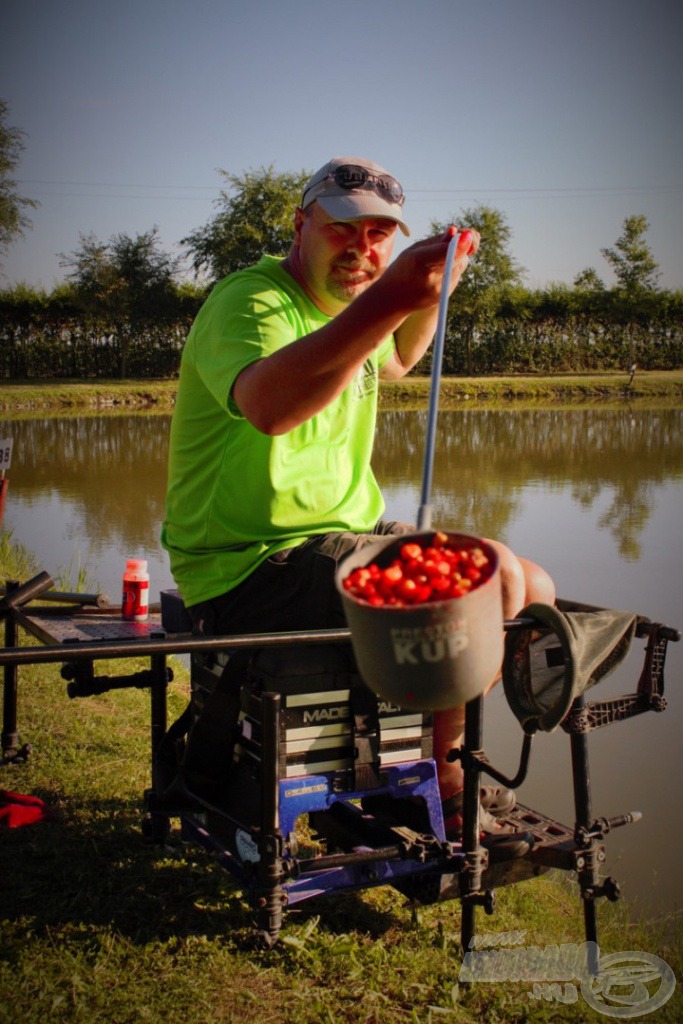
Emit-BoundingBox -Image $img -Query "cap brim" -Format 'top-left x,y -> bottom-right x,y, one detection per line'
317,195 -> 410,236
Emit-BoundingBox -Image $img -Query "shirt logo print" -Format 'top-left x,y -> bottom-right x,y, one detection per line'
355,358 -> 377,399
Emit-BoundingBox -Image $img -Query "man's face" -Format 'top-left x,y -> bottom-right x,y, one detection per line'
293,202 -> 398,315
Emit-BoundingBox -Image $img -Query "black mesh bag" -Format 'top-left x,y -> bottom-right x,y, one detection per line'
502,601 -> 637,732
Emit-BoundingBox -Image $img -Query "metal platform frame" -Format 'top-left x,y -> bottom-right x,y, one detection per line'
1,573 -> 679,961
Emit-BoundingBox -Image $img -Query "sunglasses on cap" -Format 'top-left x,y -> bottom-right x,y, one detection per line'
304,164 -> 405,207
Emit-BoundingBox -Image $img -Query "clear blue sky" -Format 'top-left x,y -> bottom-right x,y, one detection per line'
2,0 -> 682,290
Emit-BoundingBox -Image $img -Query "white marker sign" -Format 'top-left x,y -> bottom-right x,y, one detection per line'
0,438 -> 12,472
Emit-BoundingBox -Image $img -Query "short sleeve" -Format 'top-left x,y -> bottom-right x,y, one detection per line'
187,272 -> 303,418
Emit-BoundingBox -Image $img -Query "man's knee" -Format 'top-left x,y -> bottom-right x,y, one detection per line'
519,556 -> 556,607
484,539 -> 525,617
484,539 -> 555,618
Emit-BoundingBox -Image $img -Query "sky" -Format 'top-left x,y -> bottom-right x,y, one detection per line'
2,0 -> 682,291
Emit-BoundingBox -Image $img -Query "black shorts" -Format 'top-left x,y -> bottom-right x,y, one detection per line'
188,520 -> 415,637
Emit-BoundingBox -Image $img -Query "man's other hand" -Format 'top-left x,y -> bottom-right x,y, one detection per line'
373,226 -> 480,314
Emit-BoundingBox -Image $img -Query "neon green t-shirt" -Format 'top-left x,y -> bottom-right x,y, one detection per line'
162,255 -> 395,607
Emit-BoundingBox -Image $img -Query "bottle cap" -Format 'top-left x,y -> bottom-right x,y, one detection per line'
125,558 -> 148,573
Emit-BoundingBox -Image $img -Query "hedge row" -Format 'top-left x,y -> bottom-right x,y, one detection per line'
1,311 -> 682,379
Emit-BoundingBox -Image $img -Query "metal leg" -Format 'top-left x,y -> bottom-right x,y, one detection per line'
256,691 -> 284,947
569,696 -> 600,976
2,582 -> 21,763
460,696 -> 490,952
150,653 -> 168,762
147,653 -> 170,841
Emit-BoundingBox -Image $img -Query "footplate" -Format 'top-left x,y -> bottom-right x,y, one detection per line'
482,802 -> 592,889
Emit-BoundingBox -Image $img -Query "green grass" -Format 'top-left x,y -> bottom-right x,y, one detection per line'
2,665 -> 681,1024
1,371 -> 682,416
0,379 -> 178,415
0,530 -> 98,595
378,370 -> 683,409
0,530 -> 40,582
1,536 -> 681,1023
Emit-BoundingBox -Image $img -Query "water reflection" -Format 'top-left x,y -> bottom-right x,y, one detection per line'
2,414 -> 171,555
374,408 -> 682,559
1,407 -> 681,579
3,408 -> 680,571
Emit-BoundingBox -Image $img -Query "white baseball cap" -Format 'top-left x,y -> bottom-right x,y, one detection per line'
301,156 -> 410,236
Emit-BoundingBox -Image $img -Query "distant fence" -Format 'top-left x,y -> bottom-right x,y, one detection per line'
0,316 -> 193,379
1,312 -> 682,379
438,316 -> 683,374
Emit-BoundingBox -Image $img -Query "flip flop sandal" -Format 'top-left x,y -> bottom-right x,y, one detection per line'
444,802 -> 534,861
482,830 -> 535,863
441,784 -> 516,821
445,802 -> 514,837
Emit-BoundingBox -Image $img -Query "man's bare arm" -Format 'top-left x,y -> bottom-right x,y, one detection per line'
233,229 -> 478,434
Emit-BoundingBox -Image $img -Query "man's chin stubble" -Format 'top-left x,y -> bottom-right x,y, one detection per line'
326,276 -> 374,305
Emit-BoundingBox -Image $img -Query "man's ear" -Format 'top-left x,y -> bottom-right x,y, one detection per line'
292,206 -> 306,246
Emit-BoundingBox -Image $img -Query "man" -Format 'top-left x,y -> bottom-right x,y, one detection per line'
162,156 -> 555,835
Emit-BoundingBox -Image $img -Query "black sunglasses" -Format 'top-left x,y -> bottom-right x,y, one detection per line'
305,164 -> 405,207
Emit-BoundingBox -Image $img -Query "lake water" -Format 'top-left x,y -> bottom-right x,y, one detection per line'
1,405 -> 682,923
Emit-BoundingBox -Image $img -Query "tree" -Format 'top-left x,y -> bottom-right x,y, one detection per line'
600,215 -> 660,368
182,165 -> 311,281
573,267 -> 604,291
60,227 -> 180,377
601,214 -> 660,295
431,205 -> 524,374
0,100 -> 39,267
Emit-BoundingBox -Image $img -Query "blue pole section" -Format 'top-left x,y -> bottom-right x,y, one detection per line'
417,232 -> 460,531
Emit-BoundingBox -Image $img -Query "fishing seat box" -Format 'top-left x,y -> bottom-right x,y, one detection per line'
191,645 -> 433,786
160,588 -> 433,786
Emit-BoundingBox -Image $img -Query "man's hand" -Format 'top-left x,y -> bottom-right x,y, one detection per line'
374,226 -> 480,315
378,226 -> 480,380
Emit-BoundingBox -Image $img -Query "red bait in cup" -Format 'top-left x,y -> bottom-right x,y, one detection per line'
336,532 -> 503,711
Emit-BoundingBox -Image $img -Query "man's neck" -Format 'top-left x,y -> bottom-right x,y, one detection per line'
281,249 -> 340,318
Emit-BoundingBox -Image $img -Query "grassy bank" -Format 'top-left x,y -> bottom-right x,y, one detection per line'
3,656 -> 681,1024
0,541 -> 680,1023
379,370 -> 683,409
0,379 -> 178,414
1,370 -> 682,414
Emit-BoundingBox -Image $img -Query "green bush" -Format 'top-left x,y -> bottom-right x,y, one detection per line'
1,284 -> 681,380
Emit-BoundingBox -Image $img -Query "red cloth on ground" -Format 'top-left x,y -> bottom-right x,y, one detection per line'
0,789 -> 54,828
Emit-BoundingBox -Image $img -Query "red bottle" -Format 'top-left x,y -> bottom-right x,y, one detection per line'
122,558 -> 149,621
